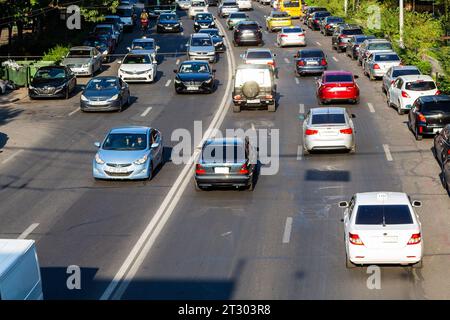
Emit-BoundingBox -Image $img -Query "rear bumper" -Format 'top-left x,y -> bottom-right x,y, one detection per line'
418,124 -> 445,135
305,136 -> 354,151
319,91 -> 359,101
370,69 -> 387,78
195,175 -> 250,187
234,37 -> 262,45
348,244 -> 423,265
297,66 -> 326,74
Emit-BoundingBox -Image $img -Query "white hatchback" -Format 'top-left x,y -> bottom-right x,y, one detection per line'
277,26 -> 306,47
237,0 -> 252,10
339,192 -> 423,268
388,74 -> 439,115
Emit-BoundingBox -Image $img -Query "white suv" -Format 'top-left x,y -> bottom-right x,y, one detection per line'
237,0 -> 252,10
188,0 -> 209,19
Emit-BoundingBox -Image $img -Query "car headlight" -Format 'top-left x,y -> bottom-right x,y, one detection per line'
82,64 -> 90,68
95,153 -> 105,164
134,154 -> 148,165
174,78 -> 181,83
103,50 -> 108,55
194,22 -> 199,25
56,83 -> 66,90
204,78 -> 212,84
28,84 -> 35,90
81,94 -> 89,101
107,94 -> 119,101
207,51 -> 215,55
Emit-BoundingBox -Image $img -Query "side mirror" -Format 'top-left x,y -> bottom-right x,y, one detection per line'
127,47 -> 131,51
338,201 -> 349,208
151,142 -> 160,148
173,69 -> 178,73
354,75 -> 359,79
412,200 -> 422,208
117,60 -> 122,64
94,142 -> 101,148
351,114 -> 356,118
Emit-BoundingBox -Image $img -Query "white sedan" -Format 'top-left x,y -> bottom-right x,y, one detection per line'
277,26 -> 306,47
339,192 -> 423,268
387,74 -> 439,115
118,52 -> 157,83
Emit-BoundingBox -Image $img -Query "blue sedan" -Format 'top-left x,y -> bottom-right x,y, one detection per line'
93,126 -> 163,180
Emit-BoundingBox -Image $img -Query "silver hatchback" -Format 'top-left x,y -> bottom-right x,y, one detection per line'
187,33 -> 217,63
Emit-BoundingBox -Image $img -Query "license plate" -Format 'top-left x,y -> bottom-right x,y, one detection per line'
214,167 -> 229,174
166,27 -> 172,29
247,99 -> 260,104
307,61 -> 318,65
90,100 -> 108,105
383,236 -> 398,243
330,87 -> 347,92
107,166 -> 129,173
187,86 -> 198,91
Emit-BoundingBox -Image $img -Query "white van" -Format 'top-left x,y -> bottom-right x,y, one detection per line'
0,239 -> 43,300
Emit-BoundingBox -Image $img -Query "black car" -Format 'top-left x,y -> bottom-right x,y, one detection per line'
408,95 -> 450,141
208,0 -> 219,6
194,137 -> 258,191
303,6 -> 327,25
319,16 -> 344,35
233,21 -> 263,47
194,12 -> 216,32
294,49 -> 327,76
174,61 -> 216,94
29,66 -> 77,99
331,24 -> 364,52
80,76 -> 130,112
198,28 -> 226,52
441,158 -> 450,194
434,124 -> 450,167
345,35 -> 375,60
308,11 -> 331,30
156,13 -> 182,33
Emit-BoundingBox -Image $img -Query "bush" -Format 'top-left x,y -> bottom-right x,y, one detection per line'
42,45 -> 70,63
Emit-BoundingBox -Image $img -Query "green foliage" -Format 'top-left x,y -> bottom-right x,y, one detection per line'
42,45 -> 70,63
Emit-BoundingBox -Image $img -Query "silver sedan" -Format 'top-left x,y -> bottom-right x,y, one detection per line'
277,26 -> 306,47
303,107 -> 356,154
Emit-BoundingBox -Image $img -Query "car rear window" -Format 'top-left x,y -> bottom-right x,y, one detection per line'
311,113 -> 346,125
392,69 -> 420,77
247,51 -> 272,59
299,50 -> 324,58
315,12 -> 331,18
283,27 -> 303,33
422,100 -> 450,113
230,13 -> 246,18
327,17 -> 343,23
202,144 -> 246,163
375,53 -> 400,61
405,81 -> 436,91
324,74 -> 353,82
239,23 -> 259,30
355,205 -> 413,225
368,42 -> 392,50
342,29 -> 363,35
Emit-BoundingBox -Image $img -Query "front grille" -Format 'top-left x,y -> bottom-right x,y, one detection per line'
183,81 -> 203,86
36,87 -> 56,94
106,163 -> 132,168
105,171 -> 133,177
67,64 -> 82,68
122,70 -> 148,75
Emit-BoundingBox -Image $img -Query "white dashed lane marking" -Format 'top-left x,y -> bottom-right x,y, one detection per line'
165,80 -> 172,87
282,217 -> 293,243
368,103 -> 375,113
383,144 -> 393,161
18,223 -> 39,239
140,107 -> 153,117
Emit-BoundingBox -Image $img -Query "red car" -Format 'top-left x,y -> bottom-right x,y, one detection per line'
316,71 -> 360,105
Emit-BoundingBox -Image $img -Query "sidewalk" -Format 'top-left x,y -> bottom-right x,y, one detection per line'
0,88 -> 28,104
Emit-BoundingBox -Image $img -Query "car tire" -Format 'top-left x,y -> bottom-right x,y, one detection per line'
148,162 -> 154,180
346,254 -> 356,269
268,103 -> 276,112
233,104 -> 241,113
397,103 -> 404,115
65,87 -> 70,99
415,126 -> 423,141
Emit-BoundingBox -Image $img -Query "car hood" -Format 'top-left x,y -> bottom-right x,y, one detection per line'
83,88 -> 119,99
63,57 -> 92,65
196,19 -> 213,24
190,45 -> 215,52
31,78 -> 67,87
120,63 -> 154,72
177,73 -> 211,82
98,149 -> 149,164
211,36 -> 223,43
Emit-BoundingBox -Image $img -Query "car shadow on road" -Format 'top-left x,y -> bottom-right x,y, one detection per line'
0,132 -> 8,152
0,105 -> 23,126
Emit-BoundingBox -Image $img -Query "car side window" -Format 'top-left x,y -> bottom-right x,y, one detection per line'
396,79 -> 403,89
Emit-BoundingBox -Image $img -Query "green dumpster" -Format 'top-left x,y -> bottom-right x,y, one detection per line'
6,66 -> 29,87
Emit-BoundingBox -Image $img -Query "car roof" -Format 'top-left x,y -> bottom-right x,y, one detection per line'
355,192 -> 410,205
397,74 -> 434,82
110,126 -> 150,134
366,38 -> 391,43
310,107 -> 346,115
0,239 -> 35,276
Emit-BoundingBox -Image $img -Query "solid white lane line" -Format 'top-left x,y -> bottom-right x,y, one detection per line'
176,59 -> 180,65
140,107 -> 152,117
165,79 -> 171,87
101,16 -> 236,301
383,144 -> 393,161
18,223 -> 39,239
295,77 -> 300,85
299,103 -> 304,114
68,107 -> 80,116
282,217 -> 293,243
332,56 -> 339,62
284,57 -> 290,64
297,145 -> 302,161
316,41 -> 322,46
368,102 -> 375,113
1,149 -> 24,164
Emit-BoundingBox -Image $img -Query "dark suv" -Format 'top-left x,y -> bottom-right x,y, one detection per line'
307,11 -> 331,30
233,21 -> 263,46
303,6 -> 327,25
331,24 -> 363,52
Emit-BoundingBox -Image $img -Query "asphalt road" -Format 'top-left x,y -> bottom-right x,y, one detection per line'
1,2 -> 450,299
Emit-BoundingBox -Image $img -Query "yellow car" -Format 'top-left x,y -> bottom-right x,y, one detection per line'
265,11 -> 293,32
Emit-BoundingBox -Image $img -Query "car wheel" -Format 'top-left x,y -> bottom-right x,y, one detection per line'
233,104 -> 241,113
268,103 -> 276,112
247,177 -> 254,191
64,87 -> 69,99
148,162 -> 154,180
415,126 -> 423,141
346,254 -> 356,269
397,102 -> 404,115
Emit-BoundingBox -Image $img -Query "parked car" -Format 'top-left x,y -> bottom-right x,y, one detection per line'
28,66 -> 77,99
188,0 -> 209,19
358,39 -> 393,67
0,239 -> 43,300
194,12 -> 216,32
232,64 -> 276,112
62,46 -> 103,76
294,48 -> 327,76
265,10 -> 292,32
319,16 -> 344,35
382,65 -> 421,94
331,24 -> 363,52
117,52 -> 157,83
307,11 -> 331,30
80,76 -> 130,112
115,5 -> 136,32
194,137 -> 258,190
277,26 -> 306,47
218,0 -> 239,18
441,158 -> 450,194
226,12 -> 249,30
233,21 -> 263,46
339,192 -> 423,268
198,28 -> 226,52
364,51 -> 401,80
93,126 -> 163,180
345,35 -> 376,60
433,124 -> 450,167
408,95 -> 450,140
174,60 -> 216,93
156,12 -> 182,33
187,33 -> 217,63
316,71 -> 359,105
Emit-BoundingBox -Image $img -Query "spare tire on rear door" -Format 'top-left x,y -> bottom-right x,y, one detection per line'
242,80 -> 260,99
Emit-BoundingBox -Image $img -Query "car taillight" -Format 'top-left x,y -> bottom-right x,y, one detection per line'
349,233 -> 364,245
407,233 -> 421,245
234,94 -> 242,100
436,90 -> 441,95
417,113 -> 426,123
314,19 -> 318,23
325,24 -> 330,29
297,60 -> 305,66
401,90 -> 410,98
265,94 -> 273,99
298,33 -> 305,37
320,58 -> 327,66
280,34 -> 288,38
339,35 -> 346,39
305,129 -> 318,135
340,128 -> 353,134
239,163 -> 249,174
267,61 -> 276,67
391,80 -> 395,85
373,64 -> 380,70
195,164 -> 206,175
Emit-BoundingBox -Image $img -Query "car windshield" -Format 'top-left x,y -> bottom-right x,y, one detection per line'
368,42 -> 392,50
132,41 -> 154,50
230,13 -> 246,18
191,37 -> 212,46
179,63 -> 209,73
202,143 -> 246,163
86,78 -> 118,90
405,80 -> 436,91
299,50 -> 324,58
311,113 -> 346,125
197,13 -> 212,19
283,27 -> 303,33
283,0 -> 299,8
160,14 -> 177,20
392,69 -> 420,77
34,68 -> 66,79
355,205 -> 413,225
103,133 -> 148,151
85,40 -> 107,48
223,2 -> 237,6
67,50 -> 91,58
375,53 -> 400,61
342,29 -> 363,35
315,12 -> 331,18
272,12 -> 290,18
324,74 -> 353,82
246,51 -> 272,59
123,54 -> 151,64
422,100 -> 450,113
117,8 -> 132,16
239,23 -> 259,30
